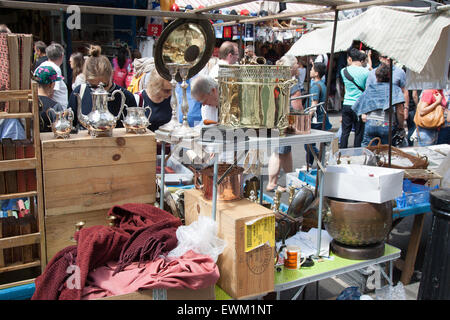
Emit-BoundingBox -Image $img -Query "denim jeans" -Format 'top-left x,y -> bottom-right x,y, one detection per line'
416,126 -> 439,146
361,119 -> 392,147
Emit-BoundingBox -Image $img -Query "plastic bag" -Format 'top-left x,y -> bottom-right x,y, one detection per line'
336,286 -> 362,300
168,216 -> 226,263
375,282 -> 406,300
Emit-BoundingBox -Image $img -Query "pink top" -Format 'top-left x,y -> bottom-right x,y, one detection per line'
421,89 -> 447,108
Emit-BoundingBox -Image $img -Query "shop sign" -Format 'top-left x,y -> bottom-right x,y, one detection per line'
147,24 -> 163,37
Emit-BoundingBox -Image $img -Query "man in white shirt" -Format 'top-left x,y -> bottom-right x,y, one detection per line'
39,43 -> 68,108
209,41 -> 239,81
191,75 -> 219,123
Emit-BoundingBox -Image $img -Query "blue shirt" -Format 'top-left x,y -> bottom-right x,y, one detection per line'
176,78 -> 203,127
308,79 -> 332,130
366,65 -> 406,89
341,65 -> 369,106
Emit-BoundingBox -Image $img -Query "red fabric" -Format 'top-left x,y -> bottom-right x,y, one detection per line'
81,250 -> 220,299
32,226 -> 129,300
32,245 -> 77,300
421,89 -> 447,108
111,204 -> 181,274
113,220 -> 180,275
108,203 -> 180,234
32,203 -> 182,300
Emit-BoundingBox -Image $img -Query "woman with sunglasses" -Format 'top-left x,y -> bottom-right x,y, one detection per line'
68,45 -> 137,130
134,68 -> 173,132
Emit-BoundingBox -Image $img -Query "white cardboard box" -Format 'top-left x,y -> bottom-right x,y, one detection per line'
323,165 -> 404,204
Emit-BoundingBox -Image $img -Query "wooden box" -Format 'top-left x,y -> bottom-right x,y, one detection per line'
184,189 -> 275,299
40,129 -> 156,216
44,209 -> 109,261
100,285 -> 215,300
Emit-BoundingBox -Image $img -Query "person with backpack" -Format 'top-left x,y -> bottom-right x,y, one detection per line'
340,47 -> 369,148
304,62 -> 332,166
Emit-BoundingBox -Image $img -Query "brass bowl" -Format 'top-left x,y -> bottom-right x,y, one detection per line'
324,197 -> 393,246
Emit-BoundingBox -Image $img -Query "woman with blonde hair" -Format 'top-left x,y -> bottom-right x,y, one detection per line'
68,45 -> 137,130
134,68 -> 172,132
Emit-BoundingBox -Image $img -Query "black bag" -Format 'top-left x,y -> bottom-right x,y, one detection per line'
343,68 -> 365,92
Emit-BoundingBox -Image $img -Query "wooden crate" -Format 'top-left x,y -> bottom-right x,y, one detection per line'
100,285 -> 215,300
40,129 -> 156,216
44,209 -> 109,261
185,189 -> 275,299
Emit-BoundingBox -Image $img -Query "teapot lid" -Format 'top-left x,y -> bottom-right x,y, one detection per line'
91,83 -> 108,96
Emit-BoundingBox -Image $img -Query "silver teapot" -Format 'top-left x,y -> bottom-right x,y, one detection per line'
46,107 -> 74,139
122,106 -> 152,134
75,83 -> 125,137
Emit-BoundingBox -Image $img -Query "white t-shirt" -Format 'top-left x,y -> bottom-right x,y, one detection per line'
201,105 -> 218,122
72,73 -> 86,90
39,60 -> 68,108
209,59 -> 228,81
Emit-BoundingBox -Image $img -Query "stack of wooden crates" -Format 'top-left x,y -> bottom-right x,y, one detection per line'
40,129 -> 157,262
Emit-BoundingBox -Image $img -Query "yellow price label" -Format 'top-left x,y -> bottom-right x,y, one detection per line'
245,215 -> 275,252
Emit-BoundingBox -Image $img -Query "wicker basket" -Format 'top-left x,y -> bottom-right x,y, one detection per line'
366,137 -> 429,169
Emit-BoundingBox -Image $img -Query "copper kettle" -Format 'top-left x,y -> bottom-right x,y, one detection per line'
190,164 -> 244,201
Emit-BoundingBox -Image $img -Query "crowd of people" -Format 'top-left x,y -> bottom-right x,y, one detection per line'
19,34 -> 449,192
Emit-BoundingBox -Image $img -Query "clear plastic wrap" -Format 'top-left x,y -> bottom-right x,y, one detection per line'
168,216 -> 226,263
375,282 -> 406,300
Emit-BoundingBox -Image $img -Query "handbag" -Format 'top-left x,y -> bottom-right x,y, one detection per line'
413,101 -> 444,129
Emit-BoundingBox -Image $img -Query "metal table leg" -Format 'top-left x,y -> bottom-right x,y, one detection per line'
316,147 -> 326,257
212,154 -> 219,221
160,141 -> 166,209
259,174 -> 264,205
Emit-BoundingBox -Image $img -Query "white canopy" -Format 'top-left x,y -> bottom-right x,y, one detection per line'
286,6 -> 450,89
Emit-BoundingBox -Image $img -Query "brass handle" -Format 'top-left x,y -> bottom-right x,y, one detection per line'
107,215 -> 117,227
70,221 -> 85,242
75,221 -> 85,231
288,186 -> 296,205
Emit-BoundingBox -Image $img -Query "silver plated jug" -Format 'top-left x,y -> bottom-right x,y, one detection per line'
122,106 -> 152,134
76,83 -> 125,137
46,107 -> 74,139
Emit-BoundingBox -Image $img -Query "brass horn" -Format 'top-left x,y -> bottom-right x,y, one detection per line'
240,55 -> 266,65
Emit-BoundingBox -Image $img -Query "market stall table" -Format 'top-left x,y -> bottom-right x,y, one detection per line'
214,244 -> 401,300
155,128 -> 336,258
